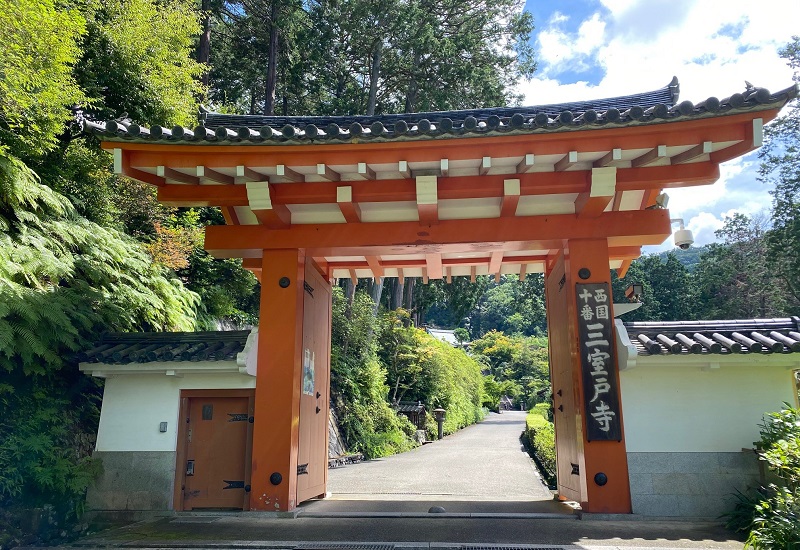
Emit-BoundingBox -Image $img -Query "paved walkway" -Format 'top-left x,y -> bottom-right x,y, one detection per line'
302,410 -> 562,514
324,410 -> 552,501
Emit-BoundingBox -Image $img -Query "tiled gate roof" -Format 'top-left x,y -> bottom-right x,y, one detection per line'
79,331 -> 252,364
622,318 -> 800,356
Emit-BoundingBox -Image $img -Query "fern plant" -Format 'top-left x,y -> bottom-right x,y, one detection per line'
0,152 -> 197,511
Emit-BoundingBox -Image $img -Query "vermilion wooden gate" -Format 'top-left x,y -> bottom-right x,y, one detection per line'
296,263 -> 332,504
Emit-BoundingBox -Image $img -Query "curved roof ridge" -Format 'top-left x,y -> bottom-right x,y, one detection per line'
202,78 -> 681,129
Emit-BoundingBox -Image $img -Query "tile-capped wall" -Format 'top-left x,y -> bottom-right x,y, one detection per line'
627,452 -> 761,517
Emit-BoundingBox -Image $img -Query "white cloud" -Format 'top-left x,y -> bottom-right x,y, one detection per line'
522,0 -> 797,254
521,0 -> 799,103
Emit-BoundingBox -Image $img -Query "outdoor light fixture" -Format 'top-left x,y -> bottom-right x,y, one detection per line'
647,192 -> 670,209
624,283 -> 644,302
670,218 -> 694,250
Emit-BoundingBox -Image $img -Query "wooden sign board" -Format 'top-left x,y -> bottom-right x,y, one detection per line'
576,282 -> 622,441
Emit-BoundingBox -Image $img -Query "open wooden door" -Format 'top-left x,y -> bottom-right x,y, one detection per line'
545,254 -> 584,504
296,263 -> 331,504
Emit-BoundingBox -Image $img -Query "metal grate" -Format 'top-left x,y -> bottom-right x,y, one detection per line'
464,546 -> 566,550
296,545 -> 393,550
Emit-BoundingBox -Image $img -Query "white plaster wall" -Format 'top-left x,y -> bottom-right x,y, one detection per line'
95,373 -> 255,452
621,365 -> 796,452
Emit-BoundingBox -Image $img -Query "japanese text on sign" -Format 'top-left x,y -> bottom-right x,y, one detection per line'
576,283 -> 621,441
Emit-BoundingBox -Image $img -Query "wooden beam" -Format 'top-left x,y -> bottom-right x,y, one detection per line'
416,175 -> 438,225
275,164 -> 303,182
426,253 -> 443,279
196,166 -> 232,185
617,259 -> 633,279
365,256 -> 384,278
246,182 -> 291,228
156,162 -> 720,211
494,272 -> 502,283
631,145 -> 667,168
204,210 -> 673,259
575,167 -> 616,218
116,149 -> 165,186
554,150 -> 578,172
617,162 -> 719,190
422,267 -> 429,284
446,267 -> 452,284
157,166 -> 199,185
593,148 -> 622,168
501,179 -> 520,217
711,120 -> 762,164
357,162 -> 376,180
489,251 -> 503,275
470,266 -> 476,283
236,165 -> 269,183
221,206 -> 240,225
516,153 -> 535,174
398,268 -> 405,285
316,163 -> 340,182
519,263 -> 527,282
197,166 -> 235,185
479,156 -> 492,176
670,141 -> 712,164
399,160 -> 411,178
336,186 -> 362,223
349,269 -> 358,285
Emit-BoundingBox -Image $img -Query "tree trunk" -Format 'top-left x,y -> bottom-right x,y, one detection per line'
264,0 -> 279,115
392,279 -> 404,310
404,278 -> 415,312
370,277 -> 384,315
196,0 -> 211,86
366,43 -> 382,116
345,278 -> 356,309
404,52 -> 420,113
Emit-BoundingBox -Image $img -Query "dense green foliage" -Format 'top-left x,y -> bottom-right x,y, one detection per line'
208,0 -> 535,115
330,288 -> 417,458
330,289 -> 485,454
0,1 -> 210,544
469,331 -> 550,409
742,405 -> 800,549
0,155 -> 197,532
612,214 -> 799,322
523,403 -> 556,486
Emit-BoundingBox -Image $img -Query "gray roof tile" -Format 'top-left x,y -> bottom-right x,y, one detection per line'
79,78 -> 798,146
80,331 -> 251,364
623,317 -> 800,356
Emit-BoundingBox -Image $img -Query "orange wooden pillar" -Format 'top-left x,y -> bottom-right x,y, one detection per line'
546,238 -> 632,514
250,249 -> 306,511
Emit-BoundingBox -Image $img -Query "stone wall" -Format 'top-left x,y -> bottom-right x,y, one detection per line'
86,451 -> 176,511
627,451 -> 761,517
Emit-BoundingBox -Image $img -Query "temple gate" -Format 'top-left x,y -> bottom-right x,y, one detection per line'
84,78 -> 797,513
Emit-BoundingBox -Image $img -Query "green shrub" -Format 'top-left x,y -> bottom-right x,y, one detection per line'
735,404 -> 800,549
523,406 -> 556,485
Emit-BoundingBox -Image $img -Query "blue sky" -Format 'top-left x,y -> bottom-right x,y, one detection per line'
518,0 -> 800,252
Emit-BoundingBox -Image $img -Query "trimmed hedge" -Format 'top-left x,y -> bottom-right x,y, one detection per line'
523,404 -> 556,486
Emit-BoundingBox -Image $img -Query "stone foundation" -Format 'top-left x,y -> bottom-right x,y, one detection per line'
87,451 -> 176,511
627,451 -> 762,517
